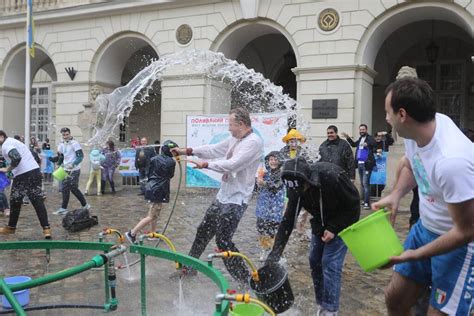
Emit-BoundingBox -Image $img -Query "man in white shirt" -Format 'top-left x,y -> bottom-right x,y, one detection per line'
172,108 -> 263,283
0,130 -> 51,239
373,78 -> 474,315
54,127 -> 89,215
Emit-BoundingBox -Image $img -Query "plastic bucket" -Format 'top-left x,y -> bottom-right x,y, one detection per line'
249,263 -> 293,314
230,303 -> 265,316
1,276 -> 32,308
52,166 -> 67,181
338,209 -> 403,272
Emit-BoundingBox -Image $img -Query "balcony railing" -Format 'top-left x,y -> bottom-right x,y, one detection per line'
1,0 -> 110,16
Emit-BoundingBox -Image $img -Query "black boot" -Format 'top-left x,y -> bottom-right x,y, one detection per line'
101,180 -> 106,194
110,181 -> 116,194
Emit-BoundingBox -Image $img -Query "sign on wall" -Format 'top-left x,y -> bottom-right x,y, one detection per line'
186,113 -> 288,188
118,149 -> 139,177
312,99 -> 338,118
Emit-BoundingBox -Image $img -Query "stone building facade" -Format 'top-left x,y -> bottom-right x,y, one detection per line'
0,0 -> 472,149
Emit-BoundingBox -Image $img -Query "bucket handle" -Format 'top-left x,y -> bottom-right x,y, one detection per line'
346,208 -> 388,231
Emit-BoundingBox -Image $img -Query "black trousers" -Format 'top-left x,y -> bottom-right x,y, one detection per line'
188,199 -> 250,283
9,168 -> 49,228
62,170 -> 87,209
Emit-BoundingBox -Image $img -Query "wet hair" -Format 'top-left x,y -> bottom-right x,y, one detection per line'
13,135 -> 21,140
327,125 -> 338,133
385,77 -> 435,123
107,140 -> 115,151
230,108 -> 251,127
359,124 -> 368,130
0,130 -> 7,138
60,127 -> 71,134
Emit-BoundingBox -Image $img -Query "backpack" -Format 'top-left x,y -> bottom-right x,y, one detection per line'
62,208 -> 98,232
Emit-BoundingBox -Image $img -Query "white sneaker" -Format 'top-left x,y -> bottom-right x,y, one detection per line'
53,208 -> 68,215
84,190 -> 88,196
82,204 -> 91,210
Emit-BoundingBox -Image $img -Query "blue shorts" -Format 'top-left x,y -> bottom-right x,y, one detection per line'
394,221 -> 474,315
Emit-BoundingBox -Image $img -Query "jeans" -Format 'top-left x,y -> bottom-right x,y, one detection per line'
188,200 -> 250,283
309,234 -> 348,312
358,163 -> 371,204
0,191 -> 9,209
62,170 -> 87,209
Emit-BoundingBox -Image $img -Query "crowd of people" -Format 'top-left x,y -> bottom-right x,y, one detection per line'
0,75 -> 472,316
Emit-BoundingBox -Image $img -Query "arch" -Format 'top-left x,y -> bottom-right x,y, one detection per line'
90,31 -> 159,87
1,43 -> 57,90
210,18 -> 300,66
356,2 -> 473,68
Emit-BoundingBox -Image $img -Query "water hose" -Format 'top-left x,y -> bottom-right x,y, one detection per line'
0,304 -> 105,314
215,293 -> 275,316
99,228 -> 125,244
208,251 -> 259,282
116,150 -> 183,270
139,232 -> 181,269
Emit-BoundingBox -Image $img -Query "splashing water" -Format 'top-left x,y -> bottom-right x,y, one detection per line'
88,49 -> 318,159
178,277 -> 185,310
122,252 -> 132,280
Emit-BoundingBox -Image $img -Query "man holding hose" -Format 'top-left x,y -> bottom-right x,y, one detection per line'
373,77 -> 474,315
172,107 -> 262,284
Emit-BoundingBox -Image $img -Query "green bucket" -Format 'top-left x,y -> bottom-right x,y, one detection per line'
338,209 -> 403,272
52,166 -> 67,181
230,303 -> 265,316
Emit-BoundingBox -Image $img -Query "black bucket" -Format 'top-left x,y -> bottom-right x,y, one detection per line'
249,263 -> 294,314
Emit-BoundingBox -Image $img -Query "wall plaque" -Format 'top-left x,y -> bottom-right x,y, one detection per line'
312,99 -> 338,118
318,8 -> 339,32
176,24 -> 193,45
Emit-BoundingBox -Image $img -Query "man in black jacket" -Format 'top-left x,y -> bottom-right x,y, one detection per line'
342,124 -> 376,209
266,157 -> 360,316
319,125 -> 355,180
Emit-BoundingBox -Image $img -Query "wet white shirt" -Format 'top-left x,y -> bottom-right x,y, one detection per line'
58,138 -> 82,171
405,113 -> 474,235
1,137 -> 39,177
193,132 -> 263,205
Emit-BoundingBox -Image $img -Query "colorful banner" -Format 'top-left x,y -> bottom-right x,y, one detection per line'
118,149 -> 139,177
41,149 -> 54,173
370,152 -> 387,185
186,113 -> 288,188
27,0 -> 35,58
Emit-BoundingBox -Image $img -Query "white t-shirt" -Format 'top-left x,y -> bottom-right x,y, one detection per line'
1,137 -> 39,177
405,113 -> 474,235
193,132 -> 263,205
58,138 -> 82,171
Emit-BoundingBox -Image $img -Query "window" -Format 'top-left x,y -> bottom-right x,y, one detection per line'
30,86 -> 50,142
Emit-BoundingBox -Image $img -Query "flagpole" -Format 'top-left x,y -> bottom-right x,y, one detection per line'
24,3 -> 31,147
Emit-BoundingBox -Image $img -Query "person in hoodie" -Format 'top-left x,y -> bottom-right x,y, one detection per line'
266,157 -> 360,316
84,148 -> 105,196
125,140 -> 177,244
255,151 -> 285,261
100,140 -> 121,194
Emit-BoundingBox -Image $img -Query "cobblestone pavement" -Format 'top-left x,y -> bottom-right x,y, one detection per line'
0,180 -> 416,316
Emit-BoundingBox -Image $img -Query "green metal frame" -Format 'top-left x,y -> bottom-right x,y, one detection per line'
0,241 -> 231,315
129,245 -> 230,316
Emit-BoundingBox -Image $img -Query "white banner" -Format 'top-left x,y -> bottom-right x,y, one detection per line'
186,112 -> 288,188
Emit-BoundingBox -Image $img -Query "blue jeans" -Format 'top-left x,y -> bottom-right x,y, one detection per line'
309,234 -> 348,312
138,168 -> 147,194
358,163 -> 371,204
